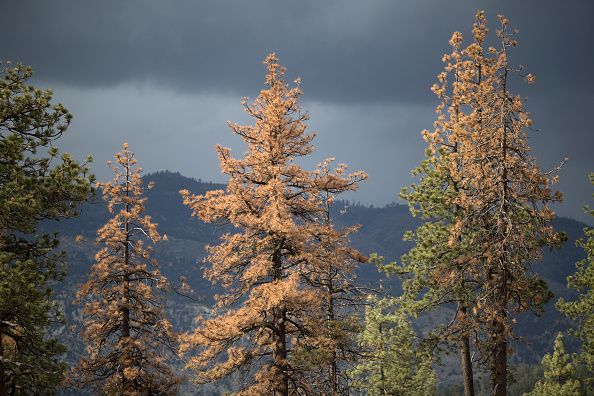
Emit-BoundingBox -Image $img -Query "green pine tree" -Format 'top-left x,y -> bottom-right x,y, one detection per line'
352,295 -> 436,396
0,63 -> 94,394
377,23 -> 483,393
524,333 -> 581,396
394,148 -> 478,394
558,173 -> 594,384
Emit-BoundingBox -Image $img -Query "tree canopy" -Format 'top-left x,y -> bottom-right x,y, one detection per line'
0,63 -> 94,395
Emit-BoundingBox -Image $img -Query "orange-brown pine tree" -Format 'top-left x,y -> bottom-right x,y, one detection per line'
180,54 -> 366,395
73,144 -> 180,395
426,12 -> 564,395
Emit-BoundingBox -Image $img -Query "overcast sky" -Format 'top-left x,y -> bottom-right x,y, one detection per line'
2,0 -> 593,222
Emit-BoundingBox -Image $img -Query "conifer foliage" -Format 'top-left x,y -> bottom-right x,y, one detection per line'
180,54 -> 366,395
352,296 -> 436,396
291,159 -> 366,395
395,11 -> 563,396
74,144 -> 179,395
558,173 -> 594,377
0,63 -> 94,394
443,14 -> 564,395
524,333 -> 581,396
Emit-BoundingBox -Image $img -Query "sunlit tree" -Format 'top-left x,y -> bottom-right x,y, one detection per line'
445,13 -> 563,395
74,144 -> 179,395
393,12 -> 563,396
180,54 -> 366,395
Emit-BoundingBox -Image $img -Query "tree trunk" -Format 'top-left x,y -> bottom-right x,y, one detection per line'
272,251 -> 289,396
323,195 -> 339,395
328,290 -> 338,395
121,166 -> 133,394
459,305 -> 475,396
492,66 -> 509,396
273,308 -> 289,396
0,332 -> 5,396
492,269 -> 508,396
492,323 -> 507,396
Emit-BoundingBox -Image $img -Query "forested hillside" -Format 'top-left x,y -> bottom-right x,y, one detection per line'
44,171 -> 586,393
3,5 -> 593,394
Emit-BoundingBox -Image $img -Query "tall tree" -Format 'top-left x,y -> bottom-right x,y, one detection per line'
0,63 -> 94,394
389,13 -> 490,396
524,333 -> 581,396
394,74 -> 478,396
351,295 -> 436,396
558,173 -> 594,382
443,13 -> 563,395
393,12 -> 563,396
180,54 -> 366,395
73,144 -> 179,395
394,151 -> 478,396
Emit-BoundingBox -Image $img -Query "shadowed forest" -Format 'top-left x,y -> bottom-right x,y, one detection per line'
2,11 -> 594,396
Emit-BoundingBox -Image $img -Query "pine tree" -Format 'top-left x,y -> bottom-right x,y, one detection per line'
0,63 -> 94,394
524,333 -> 581,396
558,173 -> 594,380
388,13 -> 490,396
291,159 -> 364,395
442,13 -> 564,395
73,144 -> 179,395
393,12 -> 563,396
180,54 -> 366,395
352,295 -> 436,396
394,151 -> 478,396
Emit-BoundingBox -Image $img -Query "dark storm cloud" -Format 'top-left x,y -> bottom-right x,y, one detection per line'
1,0 -> 593,222
2,0 -> 593,103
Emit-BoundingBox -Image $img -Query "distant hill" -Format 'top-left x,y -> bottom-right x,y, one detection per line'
45,170 -> 588,393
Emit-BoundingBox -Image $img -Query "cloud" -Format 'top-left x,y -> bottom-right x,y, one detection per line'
3,0 -> 592,104
52,83 -> 246,182
3,0 -> 593,223
53,82 -> 434,207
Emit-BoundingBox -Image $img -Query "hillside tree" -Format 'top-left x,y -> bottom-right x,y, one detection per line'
0,63 -> 94,394
180,54 -> 366,395
390,12 -> 563,396
391,26 -> 482,395
351,295 -> 436,396
524,333 -> 581,396
386,13 -> 493,396
73,144 -> 179,395
558,173 -> 594,383
443,13 -> 564,395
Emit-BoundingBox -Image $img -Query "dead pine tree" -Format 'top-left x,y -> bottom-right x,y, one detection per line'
73,143 -> 180,395
180,54 -> 366,395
